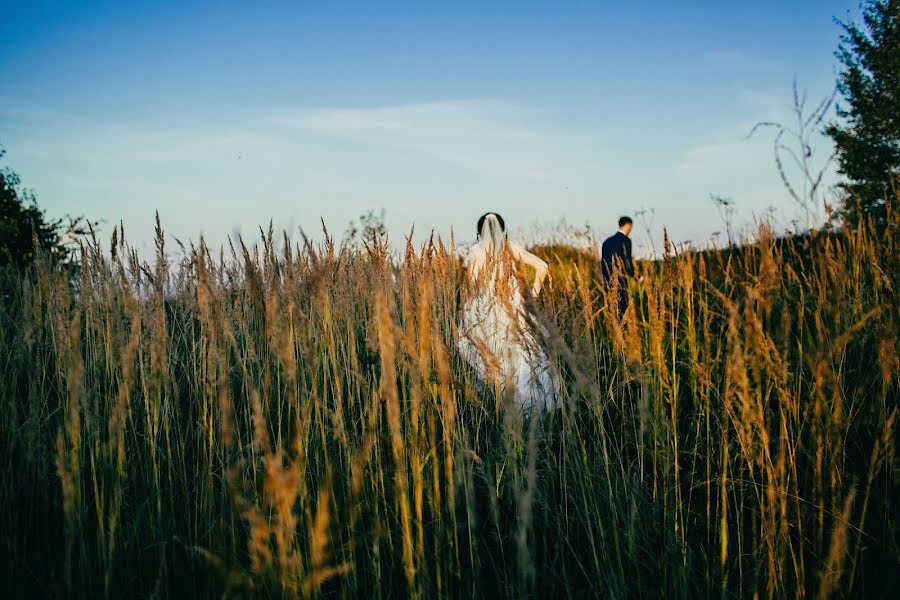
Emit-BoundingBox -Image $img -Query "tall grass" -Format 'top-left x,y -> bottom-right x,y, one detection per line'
0,208 -> 897,598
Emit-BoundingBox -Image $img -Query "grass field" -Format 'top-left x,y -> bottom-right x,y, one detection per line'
1,211 -> 897,598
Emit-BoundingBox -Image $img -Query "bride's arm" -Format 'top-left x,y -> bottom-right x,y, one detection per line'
509,242 -> 549,297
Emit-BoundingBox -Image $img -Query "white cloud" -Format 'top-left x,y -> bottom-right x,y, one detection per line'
1,98 -> 581,257
280,99 -> 530,137
703,50 -> 779,73
266,99 -> 561,179
2,89 -> 842,260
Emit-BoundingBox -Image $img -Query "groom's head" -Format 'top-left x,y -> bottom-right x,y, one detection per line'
618,216 -> 633,237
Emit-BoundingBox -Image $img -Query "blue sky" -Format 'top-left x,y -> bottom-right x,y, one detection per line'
0,1 -> 859,255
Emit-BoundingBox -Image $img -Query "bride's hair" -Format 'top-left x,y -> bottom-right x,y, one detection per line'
476,212 -> 505,237
475,212 -> 507,257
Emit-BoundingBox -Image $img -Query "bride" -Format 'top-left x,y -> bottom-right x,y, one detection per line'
458,212 -> 559,411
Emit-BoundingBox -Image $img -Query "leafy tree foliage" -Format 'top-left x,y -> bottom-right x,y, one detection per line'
826,0 -> 900,226
0,145 -> 67,268
344,209 -> 388,245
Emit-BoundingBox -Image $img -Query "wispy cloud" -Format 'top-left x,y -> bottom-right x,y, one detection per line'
702,49 -> 779,73
266,99 -> 560,178
0,97 -> 578,255
279,99 -> 531,137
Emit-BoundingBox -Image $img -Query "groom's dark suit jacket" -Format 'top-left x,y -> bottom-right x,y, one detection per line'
600,231 -> 634,284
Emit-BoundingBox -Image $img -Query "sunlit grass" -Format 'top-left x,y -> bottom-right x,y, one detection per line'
0,208 -> 896,598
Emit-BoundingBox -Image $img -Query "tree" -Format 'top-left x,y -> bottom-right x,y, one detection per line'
826,0 -> 900,226
0,145 -> 68,268
344,209 -> 387,245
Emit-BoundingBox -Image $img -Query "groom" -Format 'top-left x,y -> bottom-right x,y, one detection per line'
600,216 -> 634,317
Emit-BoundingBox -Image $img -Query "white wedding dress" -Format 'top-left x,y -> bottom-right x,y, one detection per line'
457,215 -> 558,411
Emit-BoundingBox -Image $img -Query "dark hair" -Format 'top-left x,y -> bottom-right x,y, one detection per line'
477,212 -> 506,237
618,216 -> 633,227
